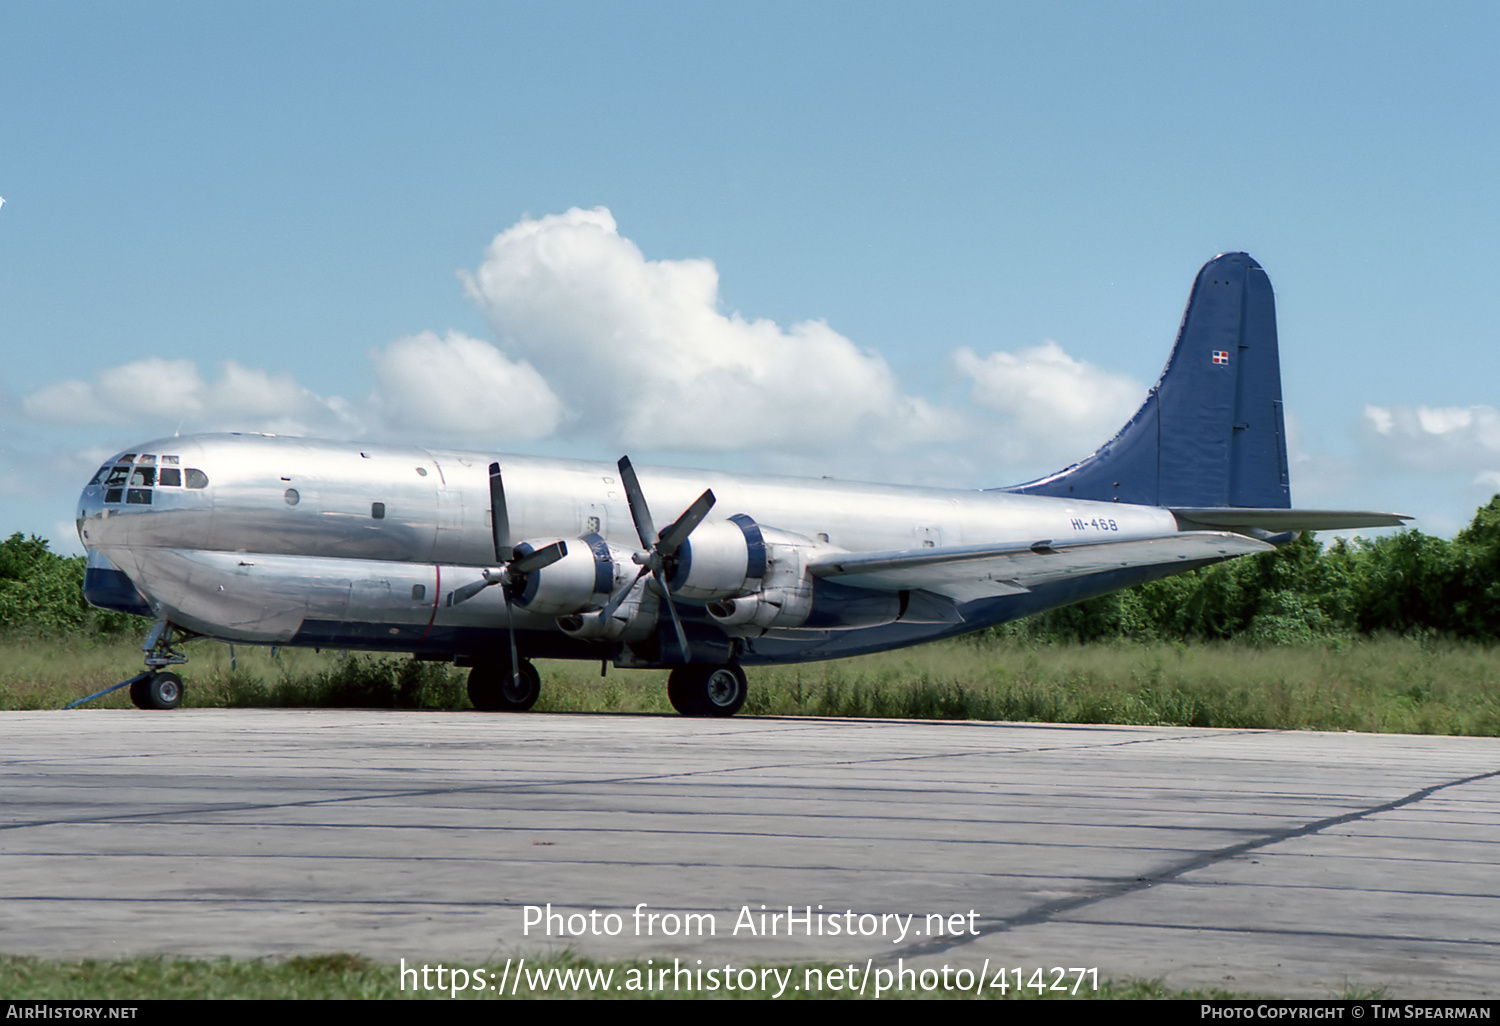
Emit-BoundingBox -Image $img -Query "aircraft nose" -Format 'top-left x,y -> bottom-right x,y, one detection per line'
77,479 -> 105,551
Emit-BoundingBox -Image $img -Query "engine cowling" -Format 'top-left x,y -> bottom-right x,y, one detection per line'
663,514 -> 767,600
510,534 -> 616,615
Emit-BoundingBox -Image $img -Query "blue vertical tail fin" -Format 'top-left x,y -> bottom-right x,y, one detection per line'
1004,252 -> 1291,509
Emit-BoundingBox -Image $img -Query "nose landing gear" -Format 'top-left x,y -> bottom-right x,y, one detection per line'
130,620 -> 193,710
62,619 -> 197,710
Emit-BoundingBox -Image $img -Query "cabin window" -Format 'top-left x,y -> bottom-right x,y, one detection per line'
158,468 -> 182,487
284,488 -> 300,506
185,469 -> 209,488
371,502 -> 386,519
411,584 -> 426,601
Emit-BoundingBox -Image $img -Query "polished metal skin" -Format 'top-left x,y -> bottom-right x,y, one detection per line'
76,432 -> 1237,671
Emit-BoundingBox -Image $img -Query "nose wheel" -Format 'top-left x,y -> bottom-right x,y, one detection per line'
129,672 -> 184,710
667,663 -> 748,717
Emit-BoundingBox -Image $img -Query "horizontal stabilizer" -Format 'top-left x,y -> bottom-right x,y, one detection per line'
808,532 -> 1274,603
1170,508 -> 1412,532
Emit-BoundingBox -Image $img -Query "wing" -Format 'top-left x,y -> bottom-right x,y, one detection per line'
1170,508 -> 1411,532
807,531 -> 1275,603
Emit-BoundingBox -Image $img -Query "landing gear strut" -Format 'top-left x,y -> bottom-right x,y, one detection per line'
129,620 -> 194,710
467,658 -> 542,712
667,662 -> 748,717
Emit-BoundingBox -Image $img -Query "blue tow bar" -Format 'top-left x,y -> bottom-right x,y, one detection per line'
64,672 -> 152,710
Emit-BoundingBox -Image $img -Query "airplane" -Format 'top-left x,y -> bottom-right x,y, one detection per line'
74,252 -> 1407,716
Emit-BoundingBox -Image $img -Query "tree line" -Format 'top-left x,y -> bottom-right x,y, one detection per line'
4,497 -> 1499,643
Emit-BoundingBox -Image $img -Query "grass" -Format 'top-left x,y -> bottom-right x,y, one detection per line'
4,632 -> 1499,736
0,953 -> 1301,1000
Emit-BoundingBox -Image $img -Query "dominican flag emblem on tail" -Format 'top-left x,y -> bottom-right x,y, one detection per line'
1212,350 -> 1230,365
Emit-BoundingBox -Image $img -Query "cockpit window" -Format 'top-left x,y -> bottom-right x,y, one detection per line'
130,467 -> 155,487
161,455 -> 179,465
158,468 -> 182,487
104,466 -> 130,486
185,469 -> 209,489
89,466 -> 110,486
126,488 -> 152,505
139,454 -> 156,464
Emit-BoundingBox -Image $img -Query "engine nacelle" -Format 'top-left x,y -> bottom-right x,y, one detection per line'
705,525 -> 815,631
556,574 -> 659,643
663,514 -> 767,600
511,534 -> 615,615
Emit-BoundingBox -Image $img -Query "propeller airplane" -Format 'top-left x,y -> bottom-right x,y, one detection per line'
75,253 -> 1406,716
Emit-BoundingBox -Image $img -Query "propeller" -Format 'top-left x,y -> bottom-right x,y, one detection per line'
446,463 -> 568,686
597,456 -> 715,661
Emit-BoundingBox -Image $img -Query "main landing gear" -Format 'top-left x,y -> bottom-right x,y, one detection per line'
667,662 -> 748,717
465,658 -> 750,717
467,658 -> 542,712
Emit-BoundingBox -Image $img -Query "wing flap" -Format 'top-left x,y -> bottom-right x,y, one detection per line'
808,532 -> 1275,603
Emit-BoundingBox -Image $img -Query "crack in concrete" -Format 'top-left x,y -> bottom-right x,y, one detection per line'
889,767 -> 1500,963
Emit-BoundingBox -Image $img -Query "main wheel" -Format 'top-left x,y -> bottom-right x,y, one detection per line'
666,668 -> 701,715
467,660 -> 541,712
131,672 -> 183,710
667,663 -> 748,718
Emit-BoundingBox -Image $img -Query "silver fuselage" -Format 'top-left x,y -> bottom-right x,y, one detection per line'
78,433 -> 1190,666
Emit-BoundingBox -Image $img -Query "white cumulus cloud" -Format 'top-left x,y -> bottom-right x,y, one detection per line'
22,357 -> 359,436
368,330 -> 562,440
952,340 -> 1144,468
1362,404 -> 1500,471
460,206 -> 955,453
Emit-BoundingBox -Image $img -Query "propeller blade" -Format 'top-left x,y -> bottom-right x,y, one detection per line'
617,456 -> 657,552
654,572 -> 692,662
446,578 -> 492,606
599,564 -> 650,622
502,583 -> 522,691
656,489 -> 716,557
489,462 -> 512,564
512,540 -> 568,574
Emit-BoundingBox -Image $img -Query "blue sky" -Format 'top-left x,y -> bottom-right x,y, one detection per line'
3,2 -> 1498,552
